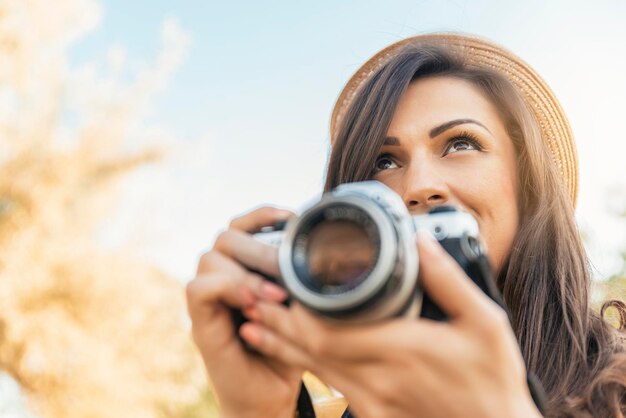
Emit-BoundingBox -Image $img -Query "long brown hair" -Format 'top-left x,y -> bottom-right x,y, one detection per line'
324,42 -> 626,417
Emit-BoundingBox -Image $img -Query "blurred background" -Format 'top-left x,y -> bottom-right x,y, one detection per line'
0,0 -> 624,417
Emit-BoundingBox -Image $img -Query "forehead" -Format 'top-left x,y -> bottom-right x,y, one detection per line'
388,76 -> 505,133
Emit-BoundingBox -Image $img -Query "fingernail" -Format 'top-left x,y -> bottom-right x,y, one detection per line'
240,323 -> 262,346
243,305 -> 260,321
262,282 -> 288,300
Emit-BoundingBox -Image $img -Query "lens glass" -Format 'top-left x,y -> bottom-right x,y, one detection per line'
306,219 -> 376,288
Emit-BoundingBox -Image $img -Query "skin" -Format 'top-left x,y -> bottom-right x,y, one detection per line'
376,76 -> 520,274
186,207 -> 301,418
186,76 -> 541,418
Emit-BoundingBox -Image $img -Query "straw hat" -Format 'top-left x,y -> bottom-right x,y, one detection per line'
330,33 -> 578,206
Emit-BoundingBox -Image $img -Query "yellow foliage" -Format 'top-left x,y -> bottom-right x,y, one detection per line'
0,0 -> 206,417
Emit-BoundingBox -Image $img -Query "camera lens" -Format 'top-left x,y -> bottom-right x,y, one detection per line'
289,203 -> 381,296
278,182 -> 420,321
306,219 -> 376,287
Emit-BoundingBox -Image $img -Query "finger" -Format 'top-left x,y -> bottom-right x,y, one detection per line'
214,229 -> 282,278
229,206 -> 294,233
253,301 -> 434,362
186,272 -> 256,315
239,322 -> 314,370
195,251 -> 287,302
243,301 -> 300,342
197,248 -> 241,275
186,269 -> 287,363
416,231 -> 500,321
245,301 -> 346,362
186,272 -> 259,359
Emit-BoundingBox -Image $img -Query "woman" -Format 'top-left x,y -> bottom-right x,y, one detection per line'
186,33 -> 626,417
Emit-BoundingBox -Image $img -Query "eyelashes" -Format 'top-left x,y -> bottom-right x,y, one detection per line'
373,131 -> 484,172
444,130 -> 483,154
374,153 -> 397,171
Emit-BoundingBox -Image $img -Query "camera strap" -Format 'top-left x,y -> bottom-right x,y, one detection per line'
296,381 -> 316,417
296,381 -> 353,417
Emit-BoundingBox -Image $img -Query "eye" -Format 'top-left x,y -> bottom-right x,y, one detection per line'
374,153 -> 398,171
444,132 -> 483,155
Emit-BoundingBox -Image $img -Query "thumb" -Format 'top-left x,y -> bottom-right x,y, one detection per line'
416,231 -> 495,322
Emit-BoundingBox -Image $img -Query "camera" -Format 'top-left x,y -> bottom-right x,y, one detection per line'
250,180 -> 505,323
233,180 -> 546,412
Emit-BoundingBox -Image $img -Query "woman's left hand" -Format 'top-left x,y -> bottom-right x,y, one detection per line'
239,232 -> 542,418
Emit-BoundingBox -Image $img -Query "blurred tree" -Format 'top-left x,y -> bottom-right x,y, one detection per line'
0,1 -> 208,417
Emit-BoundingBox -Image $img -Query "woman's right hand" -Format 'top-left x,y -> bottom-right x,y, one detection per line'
186,207 -> 303,418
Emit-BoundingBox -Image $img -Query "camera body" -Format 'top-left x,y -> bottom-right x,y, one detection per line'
253,180 -> 505,323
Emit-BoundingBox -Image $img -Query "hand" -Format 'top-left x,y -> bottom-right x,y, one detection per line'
239,232 -> 542,418
186,207 -> 303,418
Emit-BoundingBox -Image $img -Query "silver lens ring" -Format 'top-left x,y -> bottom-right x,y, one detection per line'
279,194 -> 397,312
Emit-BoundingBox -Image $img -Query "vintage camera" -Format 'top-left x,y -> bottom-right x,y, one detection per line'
248,180 -> 505,323
233,180 -> 546,412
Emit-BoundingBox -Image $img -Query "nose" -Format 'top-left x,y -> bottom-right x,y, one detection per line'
401,162 -> 449,214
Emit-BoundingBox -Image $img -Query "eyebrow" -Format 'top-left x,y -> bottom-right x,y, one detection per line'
382,118 -> 492,146
429,118 -> 491,138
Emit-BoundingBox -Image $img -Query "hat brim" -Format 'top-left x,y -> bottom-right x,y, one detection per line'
330,33 -> 578,206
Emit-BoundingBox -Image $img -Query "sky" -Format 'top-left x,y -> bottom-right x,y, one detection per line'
68,0 -> 626,281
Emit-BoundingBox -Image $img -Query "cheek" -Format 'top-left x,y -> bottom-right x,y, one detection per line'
375,158 -> 519,272
466,163 -> 519,273
443,156 -> 518,261
484,210 -> 519,274
373,171 -> 405,197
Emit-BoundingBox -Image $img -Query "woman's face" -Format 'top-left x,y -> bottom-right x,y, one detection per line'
373,76 -> 519,274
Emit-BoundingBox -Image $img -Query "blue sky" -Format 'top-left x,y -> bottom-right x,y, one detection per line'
70,0 -> 619,142
66,0 -> 626,280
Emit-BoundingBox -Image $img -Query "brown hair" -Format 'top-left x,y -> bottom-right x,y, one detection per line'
324,42 -> 626,417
